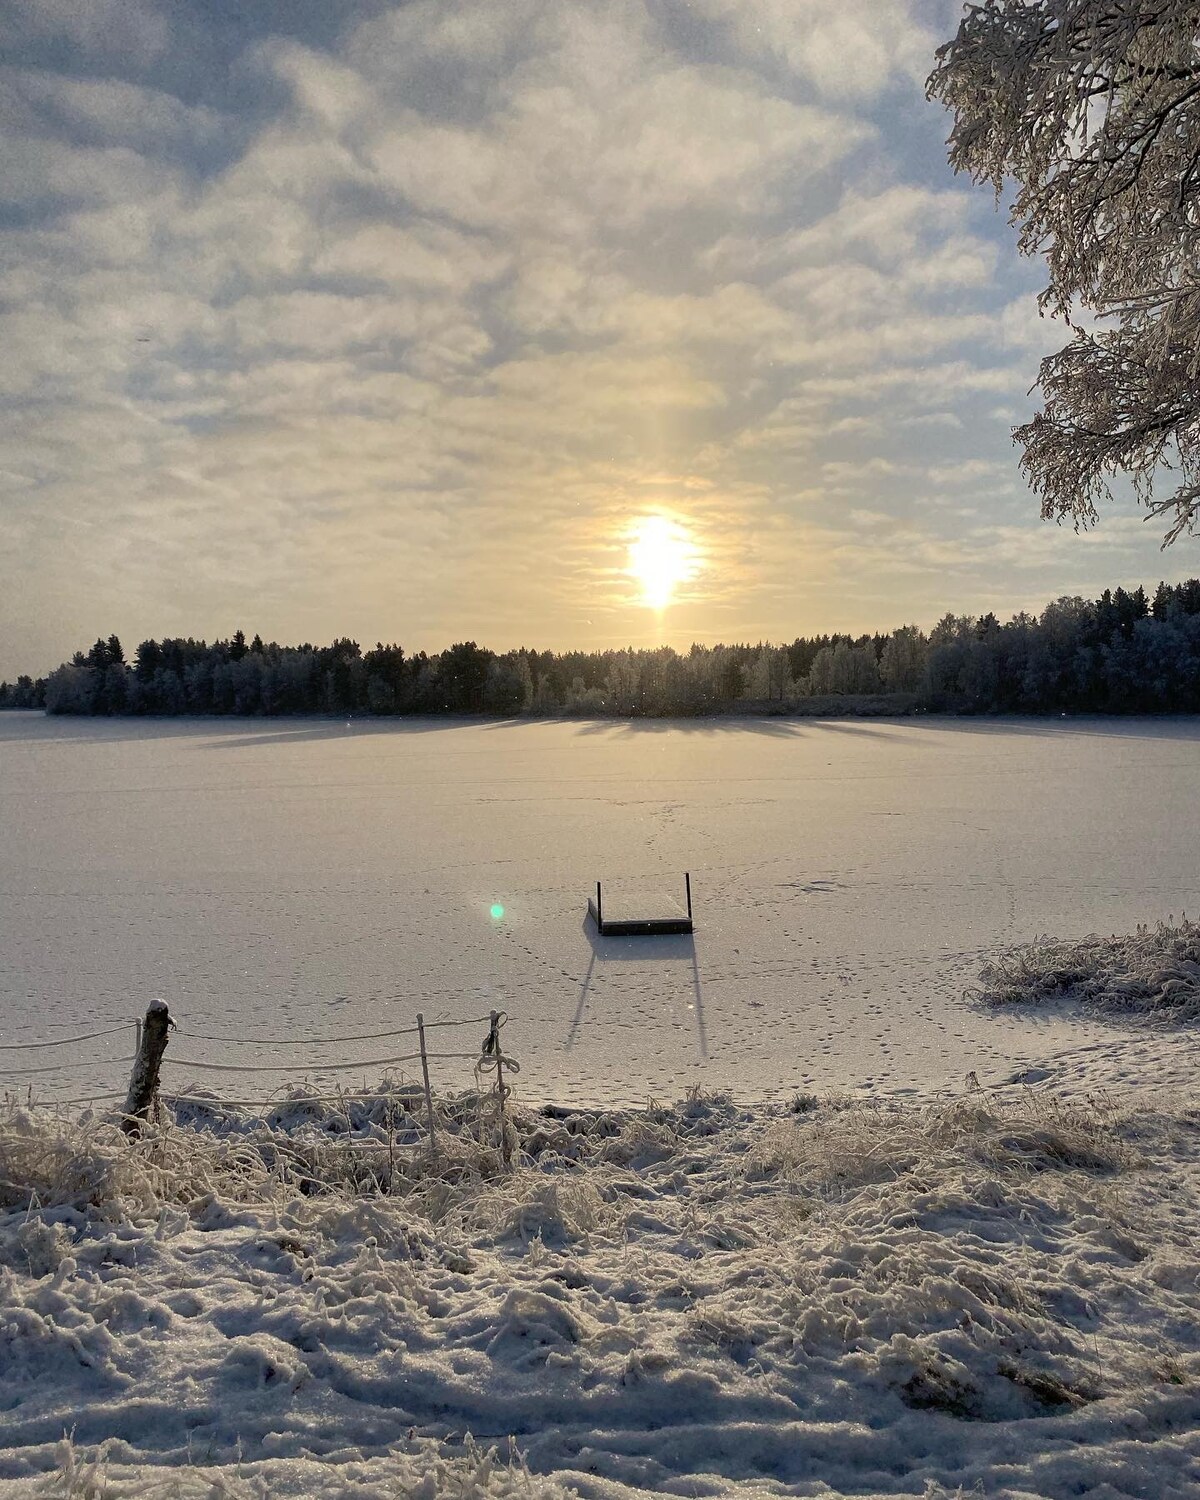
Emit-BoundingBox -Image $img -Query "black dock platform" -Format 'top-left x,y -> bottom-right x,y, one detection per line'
587,873 -> 694,936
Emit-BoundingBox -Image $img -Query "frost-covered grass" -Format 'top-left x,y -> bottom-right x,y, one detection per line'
3,1083 -> 1200,1498
36,1434 -> 565,1500
973,919 -> 1200,1022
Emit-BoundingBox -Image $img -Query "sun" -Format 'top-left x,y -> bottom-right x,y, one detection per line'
627,515 -> 697,610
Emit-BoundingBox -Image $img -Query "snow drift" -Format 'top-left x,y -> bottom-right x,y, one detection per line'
3,1083 -> 1200,1498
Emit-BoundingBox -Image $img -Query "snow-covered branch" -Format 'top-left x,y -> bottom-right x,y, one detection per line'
929,0 -> 1200,541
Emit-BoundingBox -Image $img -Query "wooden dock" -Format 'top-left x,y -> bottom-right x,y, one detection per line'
587,873 -> 694,937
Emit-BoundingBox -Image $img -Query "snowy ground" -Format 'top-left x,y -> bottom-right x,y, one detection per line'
4,717 -> 1200,1499
2,1070 -> 1200,1499
2,713 -> 1200,1108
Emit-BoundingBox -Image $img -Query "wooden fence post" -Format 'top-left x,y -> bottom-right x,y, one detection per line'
490,1009 -> 511,1167
123,999 -> 171,1135
416,1012 -> 437,1148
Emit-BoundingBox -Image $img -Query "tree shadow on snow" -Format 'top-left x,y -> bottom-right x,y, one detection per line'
572,716 -> 806,738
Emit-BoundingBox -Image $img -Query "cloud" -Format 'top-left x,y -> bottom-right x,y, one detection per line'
5,0 -> 171,67
688,0 -> 941,101
0,0 -> 1191,680
4,67 -> 226,155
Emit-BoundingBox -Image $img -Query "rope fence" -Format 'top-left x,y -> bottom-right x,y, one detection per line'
0,1002 -> 519,1165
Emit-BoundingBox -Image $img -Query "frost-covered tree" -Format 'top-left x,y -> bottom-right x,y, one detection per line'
880,625 -> 928,692
44,663 -> 89,714
0,674 -> 44,709
744,645 -> 790,701
438,641 -> 494,713
483,653 -> 533,715
929,1 -> 1200,541
807,644 -> 835,696
828,639 -> 880,694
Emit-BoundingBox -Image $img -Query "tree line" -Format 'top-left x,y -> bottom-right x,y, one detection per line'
0,674 -> 44,710
3,580 -> 1200,719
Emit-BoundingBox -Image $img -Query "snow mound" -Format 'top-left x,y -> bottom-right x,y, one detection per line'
972,919 -> 1200,1022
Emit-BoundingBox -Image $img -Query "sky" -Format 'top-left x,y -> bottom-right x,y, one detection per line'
2,0 -> 1197,680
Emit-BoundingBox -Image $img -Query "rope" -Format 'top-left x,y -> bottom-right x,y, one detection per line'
181,1023 -> 417,1046
0,1025 -> 133,1052
161,1050 -> 495,1074
0,1057 -> 132,1078
426,1051 -> 499,1062
175,1012 -> 500,1046
421,1013 -> 503,1030
162,1044 -> 498,1080
0,1094 -> 122,1109
71,1094 -> 125,1107
161,1051 -> 421,1075
0,1087 -> 434,1113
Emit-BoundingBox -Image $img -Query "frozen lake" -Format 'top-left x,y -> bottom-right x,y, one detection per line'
2,712 -> 1198,1108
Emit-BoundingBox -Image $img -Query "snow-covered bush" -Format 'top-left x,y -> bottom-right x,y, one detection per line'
972,919 -> 1200,1022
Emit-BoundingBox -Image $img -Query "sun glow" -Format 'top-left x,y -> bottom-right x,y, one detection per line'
627,515 -> 697,610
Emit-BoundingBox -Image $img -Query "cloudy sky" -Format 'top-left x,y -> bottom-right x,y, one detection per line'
2,0 -> 1195,679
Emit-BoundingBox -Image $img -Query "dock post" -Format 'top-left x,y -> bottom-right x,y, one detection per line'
685,871 -> 692,921
596,880 -> 603,932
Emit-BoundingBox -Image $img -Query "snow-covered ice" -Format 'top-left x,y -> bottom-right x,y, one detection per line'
2,713 -> 1200,1108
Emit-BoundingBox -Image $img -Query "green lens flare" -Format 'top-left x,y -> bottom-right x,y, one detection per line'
490,903 -> 505,921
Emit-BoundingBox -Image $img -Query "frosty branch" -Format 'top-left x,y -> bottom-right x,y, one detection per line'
928,0 -> 1200,541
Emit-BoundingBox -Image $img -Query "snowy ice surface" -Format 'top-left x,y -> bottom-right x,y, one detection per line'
2,1084 -> 1200,1499
2,713 -> 1200,1109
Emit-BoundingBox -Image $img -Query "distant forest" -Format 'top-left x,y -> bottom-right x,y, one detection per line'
5,579 -> 1200,719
